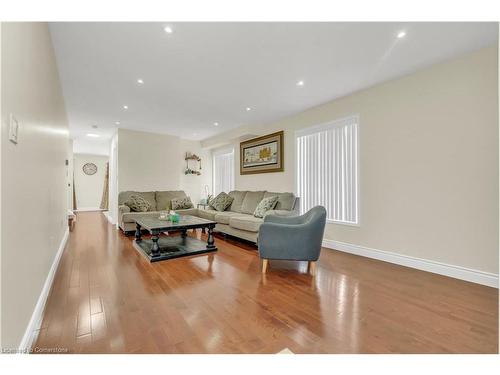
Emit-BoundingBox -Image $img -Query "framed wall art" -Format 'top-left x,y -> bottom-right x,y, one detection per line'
240,131 -> 284,175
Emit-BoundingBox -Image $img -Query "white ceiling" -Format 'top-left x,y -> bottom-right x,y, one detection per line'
50,22 -> 498,147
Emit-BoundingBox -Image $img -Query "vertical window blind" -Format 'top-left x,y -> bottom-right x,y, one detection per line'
296,116 -> 359,225
212,148 -> 235,196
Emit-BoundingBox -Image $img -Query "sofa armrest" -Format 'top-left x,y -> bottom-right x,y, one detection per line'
264,209 -> 294,218
117,205 -> 131,231
119,204 -> 131,215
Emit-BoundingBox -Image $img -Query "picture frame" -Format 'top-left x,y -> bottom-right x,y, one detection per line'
240,131 -> 284,175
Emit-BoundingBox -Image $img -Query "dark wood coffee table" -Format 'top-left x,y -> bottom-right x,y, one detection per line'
133,215 -> 217,262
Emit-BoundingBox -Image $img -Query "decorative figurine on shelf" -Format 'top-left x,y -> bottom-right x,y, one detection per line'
184,167 -> 201,175
184,152 -> 202,175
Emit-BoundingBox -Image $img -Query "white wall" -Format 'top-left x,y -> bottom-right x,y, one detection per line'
67,139 -> 74,211
202,45 -> 499,275
73,154 -> 108,210
116,128 -> 212,208
180,138 -> 212,205
118,128 -> 181,192
0,21 -> 3,349
73,136 -> 110,156
108,132 -> 118,224
1,23 -> 69,348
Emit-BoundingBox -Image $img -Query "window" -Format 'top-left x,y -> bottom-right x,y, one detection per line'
296,116 -> 359,225
212,147 -> 235,195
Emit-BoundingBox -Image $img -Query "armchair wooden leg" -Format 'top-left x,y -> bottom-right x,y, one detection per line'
262,259 -> 268,274
308,261 -> 316,276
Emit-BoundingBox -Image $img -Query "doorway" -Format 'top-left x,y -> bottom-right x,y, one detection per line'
73,153 -> 109,211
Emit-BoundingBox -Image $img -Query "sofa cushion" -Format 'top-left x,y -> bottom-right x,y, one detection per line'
228,191 -> 248,213
197,209 -> 218,221
214,211 -> 242,225
240,191 -> 265,214
118,190 -> 139,205
229,215 -> 263,232
122,209 -> 198,224
119,191 -> 157,211
253,195 -> 279,218
124,195 -> 152,212
122,211 -> 161,224
171,196 -> 194,210
263,192 -> 296,211
176,208 -> 198,216
209,192 -> 234,212
156,191 -> 186,211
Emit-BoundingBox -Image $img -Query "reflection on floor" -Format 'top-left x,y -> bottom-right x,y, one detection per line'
34,212 -> 498,353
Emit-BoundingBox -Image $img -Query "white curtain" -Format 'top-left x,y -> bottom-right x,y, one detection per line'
296,116 -> 358,224
213,148 -> 235,195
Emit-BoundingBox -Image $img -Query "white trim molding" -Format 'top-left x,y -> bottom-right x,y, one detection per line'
102,210 -> 115,225
74,207 -> 104,212
322,239 -> 498,288
18,227 -> 70,353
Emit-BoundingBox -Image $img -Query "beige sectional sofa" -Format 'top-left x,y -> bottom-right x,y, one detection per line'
118,190 -> 299,243
197,190 -> 299,242
118,190 -> 198,232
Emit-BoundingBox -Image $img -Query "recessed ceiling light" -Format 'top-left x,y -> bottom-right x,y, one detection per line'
397,31 -> 406,39
86,133 -> 99,138
137,79 -> 144,84
246,107 -> 251,111
115,121 -> 121,125
123,105 -> 128,110
164,26 -> 173,34
297,80 -> 304,86
214,122 -> 219,126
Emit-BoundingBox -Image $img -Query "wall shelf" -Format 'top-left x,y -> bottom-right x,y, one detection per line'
184,152 -> 202,175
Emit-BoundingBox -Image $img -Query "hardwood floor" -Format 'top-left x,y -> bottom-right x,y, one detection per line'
33,212 -> 498,353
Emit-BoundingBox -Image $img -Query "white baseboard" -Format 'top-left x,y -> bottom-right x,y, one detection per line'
102,211 -> 116,225
74,207 -> 103,212
322,239 -> 498,288
18,227 -> 69,353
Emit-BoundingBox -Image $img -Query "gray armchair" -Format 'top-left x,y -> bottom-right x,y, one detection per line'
258,206 -> 327,275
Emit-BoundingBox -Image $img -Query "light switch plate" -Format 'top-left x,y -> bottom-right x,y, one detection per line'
9,114 -> 19,144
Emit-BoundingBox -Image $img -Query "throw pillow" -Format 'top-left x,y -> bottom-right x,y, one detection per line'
124,194 -> 151,212
253,196 -> 279,218
209,192 -> 234,212
171,196 -> 194,210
